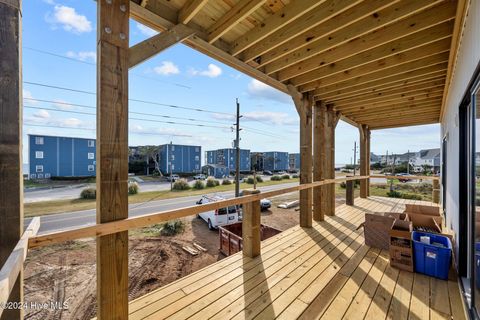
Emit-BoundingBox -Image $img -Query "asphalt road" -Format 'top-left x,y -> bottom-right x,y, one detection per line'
26,182 -> 298,235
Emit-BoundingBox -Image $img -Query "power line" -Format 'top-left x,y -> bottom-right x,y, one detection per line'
23,46 -> 192,89
23,123 -> 192,137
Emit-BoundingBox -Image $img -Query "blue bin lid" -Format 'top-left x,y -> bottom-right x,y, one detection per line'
412,231 -> 452,249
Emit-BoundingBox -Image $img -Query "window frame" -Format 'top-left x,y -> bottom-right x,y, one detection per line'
35,151 -> 44,159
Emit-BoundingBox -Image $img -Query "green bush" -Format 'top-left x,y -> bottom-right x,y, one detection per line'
128,182 -> 139,195
292,174 -> 299,178
340,181 -> 346,189
173,179 -> 190,191
256,176 -> 263,183
271,175 -> 282,181
246,176 -> 255,184
80,187 -> 96,199
387,190 -> 402,198
281,174 -> 290,180
222,179 -> 232,185
160,220 -> 185,236
193,180 -> 205,190
206,177 -> 220,187
401,193 -> 423,200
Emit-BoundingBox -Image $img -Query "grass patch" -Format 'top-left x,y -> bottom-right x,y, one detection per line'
25,178 -> 300,217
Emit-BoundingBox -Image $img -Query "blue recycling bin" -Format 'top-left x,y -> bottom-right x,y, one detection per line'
412,231 -> 452,280
476,242 -> 480,289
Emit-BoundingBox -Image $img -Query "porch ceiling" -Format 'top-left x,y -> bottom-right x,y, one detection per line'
130,0 -> 463,129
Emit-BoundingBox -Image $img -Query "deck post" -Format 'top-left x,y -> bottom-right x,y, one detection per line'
96,0 -> 129,319
359,124 -> 370,198
242,189 -> 261,258
346,179 -> 354,206
0,1 -> 23,319
432,178 -> 440,204
325,105 -> 336,216
313,101 -> 326,221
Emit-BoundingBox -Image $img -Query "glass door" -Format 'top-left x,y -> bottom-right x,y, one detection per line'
473,84 -> 480,315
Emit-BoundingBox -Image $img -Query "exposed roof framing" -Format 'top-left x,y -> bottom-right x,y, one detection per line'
130,0 -> 465,130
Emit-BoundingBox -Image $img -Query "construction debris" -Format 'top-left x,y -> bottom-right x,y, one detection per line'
277,200 -> 300,209
182,246 -> 199,256
193,242 -> 207,252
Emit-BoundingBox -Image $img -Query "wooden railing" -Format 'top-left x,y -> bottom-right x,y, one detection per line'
0,217 -> 40,318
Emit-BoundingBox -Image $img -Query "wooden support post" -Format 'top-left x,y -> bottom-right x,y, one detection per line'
432,179 -> 440,204
0,1 -> 23,319
96,1 -> 129,319
359,124 -> 369,198
366,127 -> 371,197
242,189 -> 261,257
313,101 -> 326,221
346,179 -> 354,206
326,105 -> 336,216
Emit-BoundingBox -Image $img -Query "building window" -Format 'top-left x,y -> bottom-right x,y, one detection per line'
36,165 -> 43,173
195,147 -> 199,152
35,151 -> 44,159
195,155 -> 199,161
171,155 -> 175,161
37,173 -> 44,179
88,140 -> 95,147
45,173 -> 51,179
30,174 -> 36,179
171,145 -> 175,151
88,152 -> 95,160
35,137 -> 44,145
171,164 -> 175,170
88,165 -> 95,172
195,164 -> 199,170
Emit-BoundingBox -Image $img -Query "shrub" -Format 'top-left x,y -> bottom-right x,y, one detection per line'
246,176 -> 255,184
401,193 -> 423,200
222,179 -> 232,185
387,190 -> 402,198
271,175 -> 282,181
160,220 -> 185,236
292,174 -> 299,178
281,174 -> 290,180
193,180 -> 205,190
340,182 -> 346,189
173,179 -> 190,191
206,177 -> 220,187
256,176 -> 263,183
128,182 -> 139,195
80,187 -> 96,199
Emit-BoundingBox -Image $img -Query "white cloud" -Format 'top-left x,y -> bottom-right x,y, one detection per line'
23,89 -> 38,105
60,118 -> 82,127
154,61 -> 180,76
52,99 -> 75,110
212,110 -> 297,126
247,79 -> 291,104
190,64 -> 222,78
33,109 -> 51,119
137,23 -> 158,37
66,51 -> 96,62
46,5 -> 92,34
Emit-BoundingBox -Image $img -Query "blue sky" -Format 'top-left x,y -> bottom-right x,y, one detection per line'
22,0 -> 440,165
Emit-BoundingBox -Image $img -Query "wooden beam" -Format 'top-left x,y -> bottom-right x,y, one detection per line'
129,24 -> 195,68
313,101 -> 326,221
230,0 -> 326,56
129,2 -> 289,94
241,0 -> 361,62
351,107 -> 441,122
277,1 -> 456,81
368,117 -> 439,129
207,0 -> 266,44
326,105 -> 336,216
319,72 -> 447,102
440,0 -> 469,122
178,0 -> 208,24
294,36 -> 452,89
347,104 -> 441,119
337,93 -> 444,112
0,218 -> 40,319
97,0 -> 129,318
264,0 -> 438,74
359,124 -> 369,198
0,1 -> 23,318
242,189 -> 261,257
343,99 -> 442,116
330,79 -> 446,105
313,63 -> 448,99
303,52 -> 449,94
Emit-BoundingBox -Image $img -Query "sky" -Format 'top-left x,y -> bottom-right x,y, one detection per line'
21,0 -> 440,166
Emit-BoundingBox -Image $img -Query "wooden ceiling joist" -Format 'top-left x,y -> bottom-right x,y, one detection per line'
230,0 -> 328,56
292,35 -> 452,89
313,62 -> 448,99
263,0 -> 440,75
344,98 -> 443,114
276,1 -> 457,81
301,51 -> 449,93
330,80 -> 445,105
351,107 -> 441,122
348,103 -> 441,117
338,96 -> 444,114
178,0 -> 208,24
207,0 -> 266,44
369,117 -> 439,130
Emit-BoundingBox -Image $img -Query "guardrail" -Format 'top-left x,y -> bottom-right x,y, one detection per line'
0,217 -> 40,318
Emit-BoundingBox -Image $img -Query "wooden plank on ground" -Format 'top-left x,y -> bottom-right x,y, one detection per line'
408,273 -> 431,320
430,277 -> 451,319
448,279 -> 467,320
387,270 -> 414,319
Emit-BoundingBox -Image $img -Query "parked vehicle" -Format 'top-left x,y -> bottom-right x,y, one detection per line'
395,173 -> 411,183
263,170 -> 273,176
239,190 -> 271,211
193,174 -> 206,180
196,195 -> 239,230
166,174 -> 180,182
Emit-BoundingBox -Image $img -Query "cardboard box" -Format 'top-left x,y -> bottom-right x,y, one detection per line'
390,246 -> 414,272
408,212 -> 442,233
390,219 -> 413,242
364,213 -> 408,250
404,204 -> 440,216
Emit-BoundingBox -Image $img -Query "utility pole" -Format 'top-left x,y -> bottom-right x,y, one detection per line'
234,99 -> 242,197
353,141 -> 358,175
407,149 -> 410,175
170,141 -> 173,191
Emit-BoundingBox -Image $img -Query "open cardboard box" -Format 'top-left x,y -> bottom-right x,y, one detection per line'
404,204 -> 440,216
407,212 -> 443,233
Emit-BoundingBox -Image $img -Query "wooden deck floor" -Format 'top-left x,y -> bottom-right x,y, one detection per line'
128,197 -> 466,320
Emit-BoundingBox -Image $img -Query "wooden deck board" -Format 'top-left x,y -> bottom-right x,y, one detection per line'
127,196 -> 466,320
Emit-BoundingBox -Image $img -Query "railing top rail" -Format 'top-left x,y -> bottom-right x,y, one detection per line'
370,174 -> 439,180
29,175 -> 369,249
0,217 -> 40,318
